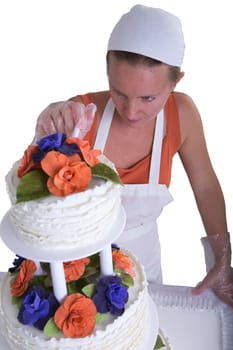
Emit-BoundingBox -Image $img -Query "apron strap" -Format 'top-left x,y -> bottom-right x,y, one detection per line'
149,110 -> 164,184
94,98 -> 115,151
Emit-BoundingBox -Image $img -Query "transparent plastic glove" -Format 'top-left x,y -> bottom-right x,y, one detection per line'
192,233 -> 233,308
32,101 -> 97,143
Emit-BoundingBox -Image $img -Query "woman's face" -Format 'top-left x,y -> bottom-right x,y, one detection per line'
108,56 -> 176,128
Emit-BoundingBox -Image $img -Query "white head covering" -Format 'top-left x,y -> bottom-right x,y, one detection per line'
107,4 -> 185,67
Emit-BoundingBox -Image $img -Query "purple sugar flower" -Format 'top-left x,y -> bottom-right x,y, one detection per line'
18,285 -> 60,330
33,133 -> 80,163
33,133 -> 66,163
111,243 -> 120,250
93,275 -> 128,316
38,133 -> 66,151
9,255 -> 26,273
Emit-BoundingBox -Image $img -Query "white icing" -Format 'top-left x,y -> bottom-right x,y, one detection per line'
6,162 -> 121,249
0,252 -> 151,350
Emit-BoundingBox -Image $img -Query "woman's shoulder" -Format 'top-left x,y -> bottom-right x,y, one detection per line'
173,91 -> 196,107
173,91 -> 203,144
173,91 -> 201,116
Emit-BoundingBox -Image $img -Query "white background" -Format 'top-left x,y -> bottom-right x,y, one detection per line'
0,0 -> 232,287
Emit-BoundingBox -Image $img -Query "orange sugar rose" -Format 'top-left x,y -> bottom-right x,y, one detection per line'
41,151 -> 91,196
18,145 -> 40,178
10,260 -> 37,297
112,250 -> 136,277
47,161 -> 91,196
54,293 -> 97,338
41,151 -> 81,177
66,137 -> 101,166
64,258 -> 90,283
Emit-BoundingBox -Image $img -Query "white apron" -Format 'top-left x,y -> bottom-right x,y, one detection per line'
94,99 -> 173,283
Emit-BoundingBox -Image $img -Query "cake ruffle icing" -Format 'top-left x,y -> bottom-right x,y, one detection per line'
0,248 -> 150,350
5,133 -> 122,249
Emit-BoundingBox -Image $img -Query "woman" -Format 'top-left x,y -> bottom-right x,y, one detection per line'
33,5 -> 233,307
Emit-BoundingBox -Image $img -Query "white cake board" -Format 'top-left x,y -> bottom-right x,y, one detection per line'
0,206 -> 126,262
150,283 -> 233,350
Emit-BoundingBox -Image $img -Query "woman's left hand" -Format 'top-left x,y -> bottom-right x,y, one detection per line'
192,233 -> 233,308
192,263 -> 233,308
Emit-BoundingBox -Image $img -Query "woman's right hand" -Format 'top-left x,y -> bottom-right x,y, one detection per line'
32,100 -> 96,143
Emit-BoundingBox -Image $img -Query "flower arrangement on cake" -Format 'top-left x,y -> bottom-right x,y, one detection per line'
9,245 -> 135,338
16,132 -> 122,203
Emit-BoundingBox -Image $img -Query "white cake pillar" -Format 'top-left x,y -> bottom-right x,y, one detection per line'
34,261 -> 44,275
100,244 -> 114,275
50,262 -> 67,302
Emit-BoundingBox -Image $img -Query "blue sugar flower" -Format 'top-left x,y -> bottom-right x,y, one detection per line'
18,285 -> 60,330
33,133 -> 66,163
38,133 -> 66,152
58,142 -> 80,155
33,133 -> 80,163
8,255 -> 26,273
93,275 -> 128,316
111,243 -> 120,250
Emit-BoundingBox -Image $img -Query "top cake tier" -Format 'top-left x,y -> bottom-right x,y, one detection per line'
1,133 -> 124,261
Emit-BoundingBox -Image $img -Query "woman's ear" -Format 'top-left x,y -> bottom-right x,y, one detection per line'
171,71 -> 185,91
176,71 -> 185,84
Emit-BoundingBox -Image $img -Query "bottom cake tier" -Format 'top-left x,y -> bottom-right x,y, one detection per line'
0,249 -> 158,350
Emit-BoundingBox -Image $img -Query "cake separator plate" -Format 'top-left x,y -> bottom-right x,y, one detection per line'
0,206 -> 126,262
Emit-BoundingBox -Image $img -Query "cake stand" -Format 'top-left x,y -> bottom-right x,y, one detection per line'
0,206 -> 160,349
0,206 -> 126,262
0,206 -> 126,301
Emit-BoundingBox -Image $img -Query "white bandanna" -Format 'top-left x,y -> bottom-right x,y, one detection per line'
107,4 -> 185,67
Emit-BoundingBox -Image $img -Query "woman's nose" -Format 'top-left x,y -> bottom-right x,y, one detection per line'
123,100 -> 138,120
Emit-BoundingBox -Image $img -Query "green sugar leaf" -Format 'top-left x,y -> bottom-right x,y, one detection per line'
44,317 -> 60,337
154,334 -> 165,349
16,169 -> 50,203
11,295 -> 23,308
114,269 -> 134,287
95,312 -> 107,324
91,163 -> 122,185
67,280 -> 79,295
120,272 -> 134,287
82,283 -> 96,298
82,266 -> 98,278
74,277 -> 89,291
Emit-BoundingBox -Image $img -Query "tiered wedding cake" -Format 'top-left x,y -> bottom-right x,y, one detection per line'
0,133 -> 158,350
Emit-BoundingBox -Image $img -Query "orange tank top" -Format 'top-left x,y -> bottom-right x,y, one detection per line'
80,92 -> 181,187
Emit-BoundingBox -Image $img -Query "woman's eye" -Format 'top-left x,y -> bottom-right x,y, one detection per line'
113,91 -> 125,98
142,96 -> 156,102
